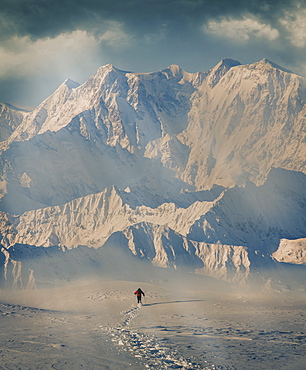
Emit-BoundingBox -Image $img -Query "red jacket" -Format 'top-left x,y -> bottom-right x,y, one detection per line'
134,289 -> 145,296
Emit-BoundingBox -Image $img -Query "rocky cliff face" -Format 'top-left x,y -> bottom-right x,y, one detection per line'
1,58 -> 305,215
180,59 -> 306,189
0,59 -> 305,287
272,238 -> 306,265
0,103 -> 27,142
0,167 -> 305,287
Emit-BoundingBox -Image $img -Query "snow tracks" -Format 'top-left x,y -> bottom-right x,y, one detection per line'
101,304 -> 216,370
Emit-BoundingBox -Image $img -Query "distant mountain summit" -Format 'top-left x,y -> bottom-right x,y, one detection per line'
0,59 -> 305,288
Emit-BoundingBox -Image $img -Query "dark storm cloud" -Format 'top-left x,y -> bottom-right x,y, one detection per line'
1,0 -> 306,107
0,0 -> 299,40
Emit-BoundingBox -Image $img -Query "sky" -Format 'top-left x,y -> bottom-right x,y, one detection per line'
1,0 -> 306,109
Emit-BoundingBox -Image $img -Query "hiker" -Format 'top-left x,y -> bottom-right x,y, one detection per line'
134,288 -> 145,304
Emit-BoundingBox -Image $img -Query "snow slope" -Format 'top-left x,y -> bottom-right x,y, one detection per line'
0,103 -> 27,142
178,59 -> 306,189
0,58 -> 305,286
0,58 -> 305,214
3,277 -> 306,370
0,167 -> 305,286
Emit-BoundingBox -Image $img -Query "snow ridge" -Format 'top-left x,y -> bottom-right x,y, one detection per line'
1,59 -> 305,213
0,58 -> 305,286
1,167 -> 304,287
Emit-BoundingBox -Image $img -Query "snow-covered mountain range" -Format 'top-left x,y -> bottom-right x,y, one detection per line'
0,58 -> 305,288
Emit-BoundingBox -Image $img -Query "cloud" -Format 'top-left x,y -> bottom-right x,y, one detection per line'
99,22 -> 133,48
0,23 -> 132,80
205,16 -> 279,42
0,32 -> 97,79
0,0 -> 292,41
1,0 -> 306,107
280,6 -> 306,47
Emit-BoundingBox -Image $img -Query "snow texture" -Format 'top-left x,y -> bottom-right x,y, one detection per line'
0,58 -> 305,287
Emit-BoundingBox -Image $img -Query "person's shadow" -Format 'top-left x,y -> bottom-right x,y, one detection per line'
144,299 -> 204,306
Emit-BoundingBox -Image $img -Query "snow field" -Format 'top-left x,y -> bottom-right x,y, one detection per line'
0,278 -> 306,369
102,305 -> 214,369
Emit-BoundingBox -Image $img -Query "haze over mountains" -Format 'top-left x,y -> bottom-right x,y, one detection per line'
0,58 -> 305,288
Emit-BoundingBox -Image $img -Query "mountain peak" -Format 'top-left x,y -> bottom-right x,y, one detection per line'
216,58 -> 241,69
96,64 -> 132,75
62,78 -> 80,89
260,58 -> 273,64
256,58 -> 294,74
207,58 -> 241,88
1,102 -> 29,113
103,63 -> 116,71
167,64 -> 183,76
95,64 -> 118,77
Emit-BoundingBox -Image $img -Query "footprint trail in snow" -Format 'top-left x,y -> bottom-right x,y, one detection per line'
102,305 -> 217,369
